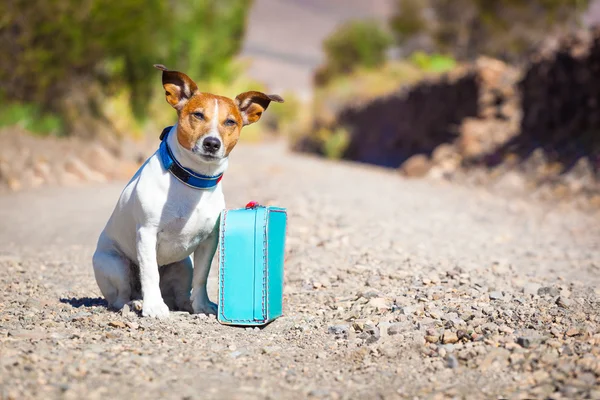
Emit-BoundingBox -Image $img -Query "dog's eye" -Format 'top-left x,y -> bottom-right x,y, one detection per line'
193,112 -> 204,120
224,119 -> 236,127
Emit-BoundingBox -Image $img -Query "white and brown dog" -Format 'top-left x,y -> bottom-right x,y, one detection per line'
93,64 -> 283,318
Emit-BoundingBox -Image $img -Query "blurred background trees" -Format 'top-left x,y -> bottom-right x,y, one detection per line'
0,0 -> 252,136
314,21 -> 392,85
390,0 -> 589,62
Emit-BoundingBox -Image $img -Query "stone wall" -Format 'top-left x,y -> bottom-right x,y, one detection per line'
338,69 -> 479,168
502,30 -> 600,173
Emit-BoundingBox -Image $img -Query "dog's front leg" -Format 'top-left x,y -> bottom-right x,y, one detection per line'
191,229 -> 218,315
137,227 -> 169,318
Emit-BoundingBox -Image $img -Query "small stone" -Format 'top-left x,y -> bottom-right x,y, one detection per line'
537,286 -> 560,297
446,354 -> 459,369
328,325 -> 349,337
425,335 -> 439,344
364,324 -> 380,343
565,327 -> 580,337
489,291 -> 503,300
108,321 -> 126,329
368,297 -> 390,312
387,323 -> 405,336
556,296 -> 572,309
498,325 -> 513,335
509,353 -> 524,364
261,346 -> 281,355
125,321 -> 138,330
442,332 -> 459,344
516,335 -> 541,348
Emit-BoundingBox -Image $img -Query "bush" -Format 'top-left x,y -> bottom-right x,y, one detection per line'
0,0 -> 252,135
316,20 -> 392,85
409,52 -> 457,72
389,0 -> 589,62
0,102 -> 64,136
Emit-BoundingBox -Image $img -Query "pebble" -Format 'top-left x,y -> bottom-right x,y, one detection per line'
565,327 -> 580,337
446,355 -> 459,369
108,321 -> 126,329
537,286 -> 560,297
426,335 -> 439,344
517,335 -> 541,348
328,325 -> 349,337
489,291 -> 503,300
556,296 -> 572,308
442,332 -> 459,344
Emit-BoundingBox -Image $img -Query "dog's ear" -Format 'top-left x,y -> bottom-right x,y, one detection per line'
235,91 -> 284,126
154,64 -> 199,111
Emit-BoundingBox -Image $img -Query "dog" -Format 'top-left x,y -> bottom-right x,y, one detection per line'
92,64 -> 283,318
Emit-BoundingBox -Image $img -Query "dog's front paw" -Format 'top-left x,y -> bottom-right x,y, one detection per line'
142,298 -> 170,319
192,296 -> 218,315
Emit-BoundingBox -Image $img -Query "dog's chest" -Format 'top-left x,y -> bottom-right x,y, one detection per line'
156,193 -> 223,265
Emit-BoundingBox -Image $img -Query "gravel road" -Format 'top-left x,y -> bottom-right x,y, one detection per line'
1,141 -> 599,399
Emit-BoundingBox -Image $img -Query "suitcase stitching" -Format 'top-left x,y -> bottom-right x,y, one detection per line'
262,208 -> 269,321
219,208 -> 267,324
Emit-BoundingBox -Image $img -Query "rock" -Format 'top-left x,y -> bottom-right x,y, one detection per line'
364,324 -> 380,344
489,291 -> 503,300
517,335 -> 541,348
446,354 -> 459,369
82,144 -> 119,178
442,332 -> 459,344
125,321 -> 139,330
537,286 -> 560,297
388,323 -> 407,336
367,297 -> 391,312
32,161 -> 52,183
120,303 -> 131,316
492,171 -> 526,194
328,325 -> 350,338
400,154 -> 432,178
425,335 -> 439,344
565,327 -> 580,337
108,321 -> 126,329
556,296 -> 572,309
64,157 -> 107,183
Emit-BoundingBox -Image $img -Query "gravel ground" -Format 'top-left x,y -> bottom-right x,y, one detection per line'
1,141 -> 599,399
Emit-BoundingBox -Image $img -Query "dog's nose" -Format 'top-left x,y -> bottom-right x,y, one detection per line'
202,137 -> 221,153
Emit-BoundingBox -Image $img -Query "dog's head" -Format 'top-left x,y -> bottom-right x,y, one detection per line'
154,64 -> 283,163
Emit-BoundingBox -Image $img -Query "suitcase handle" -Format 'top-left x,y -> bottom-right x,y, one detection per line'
245,201 -> 261,209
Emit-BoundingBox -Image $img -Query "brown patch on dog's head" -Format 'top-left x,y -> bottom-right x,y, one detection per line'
155,65 -> 283,157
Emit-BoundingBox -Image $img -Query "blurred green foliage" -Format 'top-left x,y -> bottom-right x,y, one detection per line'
409,52 -> 457,72
315,20 -> 392,85
323,128 -> 350,160
0,101 -> 64,136
262,91 -> 302,133
390,0 -> 589,61
0,0 -> 252,135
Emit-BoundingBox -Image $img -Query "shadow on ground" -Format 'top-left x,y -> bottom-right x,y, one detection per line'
60,297 -> 108,309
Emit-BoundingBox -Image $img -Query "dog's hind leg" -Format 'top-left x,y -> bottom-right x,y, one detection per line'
93,247 -> 132,310
159,257 -> 193,312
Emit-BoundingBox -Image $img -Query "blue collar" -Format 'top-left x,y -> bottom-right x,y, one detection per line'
158,126 -> 223,190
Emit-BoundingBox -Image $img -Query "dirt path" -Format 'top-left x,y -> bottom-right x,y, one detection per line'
1,141 -> 599,399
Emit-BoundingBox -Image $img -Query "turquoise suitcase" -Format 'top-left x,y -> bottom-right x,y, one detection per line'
217,202 -> 287,326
